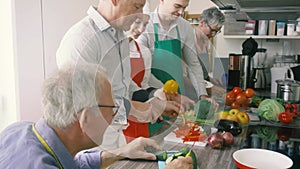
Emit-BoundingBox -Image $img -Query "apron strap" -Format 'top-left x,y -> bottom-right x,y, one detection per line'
175,26 -> 180,40
154,24 -> 159,43
134,41 -> 142,57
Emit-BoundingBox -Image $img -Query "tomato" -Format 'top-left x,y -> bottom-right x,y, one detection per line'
278,112 -> 293,123
231,101 -> 240,109
225,91 -> 236,106
244,88 -> 255,98
285,103 -> 291,109
235,93 -> 247,104
291,104 -> 298,113
232,87 -> 242,95
241,99 -> 251,107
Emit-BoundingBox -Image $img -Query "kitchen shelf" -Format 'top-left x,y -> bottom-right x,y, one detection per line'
183,11 -> 200,25
223,35 -> 300,39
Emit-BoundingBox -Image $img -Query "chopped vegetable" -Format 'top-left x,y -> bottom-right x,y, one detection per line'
183,124 -> 207,142
164,148 -> 198,169
257,99 -> 285,122
155,150 -> 167,161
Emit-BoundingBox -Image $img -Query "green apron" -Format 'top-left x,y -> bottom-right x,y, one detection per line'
152,24 -> 185,94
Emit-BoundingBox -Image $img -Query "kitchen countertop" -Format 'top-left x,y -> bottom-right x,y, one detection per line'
107,120 -> 300,169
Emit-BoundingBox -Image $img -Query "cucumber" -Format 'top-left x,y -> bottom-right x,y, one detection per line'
155,150 -> 167,161
174,152 -> 183,157
189,150 -> 198,169
179,147 -> 190,156
166,154 -> 174,164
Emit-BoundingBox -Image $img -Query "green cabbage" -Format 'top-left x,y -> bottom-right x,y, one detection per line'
257,99 -> 285,122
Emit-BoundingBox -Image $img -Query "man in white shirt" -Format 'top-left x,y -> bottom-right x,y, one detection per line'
137,0 -> 209,101
56,0 -> 183,149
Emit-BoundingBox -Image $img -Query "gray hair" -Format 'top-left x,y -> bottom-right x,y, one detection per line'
200,7 -> 225,28
42,63 -> 108,128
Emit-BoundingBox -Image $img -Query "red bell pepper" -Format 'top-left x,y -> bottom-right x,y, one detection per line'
278,112 -> 293,123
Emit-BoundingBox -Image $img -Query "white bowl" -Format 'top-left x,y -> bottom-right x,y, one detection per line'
233,148 -> 293,169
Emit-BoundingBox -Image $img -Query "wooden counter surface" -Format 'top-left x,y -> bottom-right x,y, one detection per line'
108,121 -> 245,169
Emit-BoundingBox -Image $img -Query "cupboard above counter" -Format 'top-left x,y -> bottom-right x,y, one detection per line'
210,0 -> 300,21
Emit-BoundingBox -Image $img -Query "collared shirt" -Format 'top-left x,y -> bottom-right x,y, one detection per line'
56,6 -> 140,100
0,118 -> 101,169
56,6 -> 133,149
137,9 -> 207,97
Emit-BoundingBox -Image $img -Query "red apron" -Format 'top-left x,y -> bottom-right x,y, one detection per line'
124,41 -> 149,143
130,41 -> 145,87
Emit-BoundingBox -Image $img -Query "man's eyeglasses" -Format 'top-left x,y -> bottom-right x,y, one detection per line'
96,105 -> 120,117
205,20 -> 221,35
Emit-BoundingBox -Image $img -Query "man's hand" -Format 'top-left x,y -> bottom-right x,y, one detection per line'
116,137 -> 161,160
129,99 -> 183,123
149,98 -> 183,123
208,85 -> 226,98
169,94 -> 195,111
154,88 -> 194,111
165,156 -> 193,169
101,137 -> 161,168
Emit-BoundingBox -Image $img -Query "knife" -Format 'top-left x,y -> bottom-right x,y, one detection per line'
186,141 -> 195,157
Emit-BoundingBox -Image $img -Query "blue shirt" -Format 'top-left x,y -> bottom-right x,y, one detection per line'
0,118 -> 101,169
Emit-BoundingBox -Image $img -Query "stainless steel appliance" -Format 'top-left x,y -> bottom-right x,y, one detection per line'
250,68 -> 266,89
276,79 -> 300,103
249,48 -> 267,89
227,53 -> 250,90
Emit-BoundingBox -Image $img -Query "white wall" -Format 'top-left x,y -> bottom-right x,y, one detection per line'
1,0 -> 98,130
42,0 -> 98,77
12,0 -> 45,123
0,0 -> 17,131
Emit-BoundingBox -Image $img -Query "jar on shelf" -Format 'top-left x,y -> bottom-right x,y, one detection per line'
258,20 -> 268,35
268,20 -> 276,36
245,20 -> 256,35
276,22 -> 285,36
287,20 -> 296,36
296,17 -> 300,35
